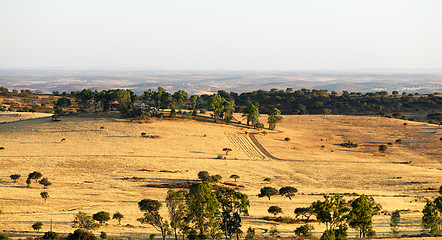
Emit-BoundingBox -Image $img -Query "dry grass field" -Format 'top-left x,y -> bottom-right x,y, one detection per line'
0,112 -> 441,239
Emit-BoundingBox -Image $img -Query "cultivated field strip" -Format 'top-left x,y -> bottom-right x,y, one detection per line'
224,132 -> 266,159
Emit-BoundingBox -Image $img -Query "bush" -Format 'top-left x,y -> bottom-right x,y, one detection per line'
340,141 -> 358,148
0,234 -> 9,240
43,231 -> 59,240
100,232 -> 107,239
379,144 -> 388,153
387,142 -> 393,145
67,229 -> 97,240
284,137 -> 290,141
245,228 -> 255,240
200,109 -> 206,114
428,119 -> 438,124
295,224 -> 314,237
198,171 -> 210,181
395,139 -> 402,144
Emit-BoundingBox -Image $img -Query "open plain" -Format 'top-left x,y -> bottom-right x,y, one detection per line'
0,112 -> 441,239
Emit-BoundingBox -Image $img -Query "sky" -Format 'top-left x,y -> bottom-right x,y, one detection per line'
0,0 -> 441,71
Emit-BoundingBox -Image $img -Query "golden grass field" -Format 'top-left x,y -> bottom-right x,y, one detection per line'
0,112 -> 441,239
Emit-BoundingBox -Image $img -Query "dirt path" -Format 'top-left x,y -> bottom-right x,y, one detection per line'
225,132 -> 266,159
248,132 -> 284,160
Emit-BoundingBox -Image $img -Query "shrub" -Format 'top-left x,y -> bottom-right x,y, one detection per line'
428,119 -> 438,124
387,142 -> 393,145
284,137 -> 290,141
192,109 -> 198,116
197,171 -> 210,181
39,177 -> 52,188
32,222 -> 43,232
210,174 -> 222,183
10,174 -> 20,183
100,232 -> 107,239
0,147 -> 4,150
200,109 -> 206,114
295,224 -> 314,237
403,122 -> 408,125
340,141 -> 358,148
395,139 -> 402,144
263,177 -> 271,182
42,231 -> 59,240
245,228 -> 255,240
92,211 -> 110,225
379,144 -> 388,153
0,234 -> 9,240
149,234 -> 156,240
67,229 -> 97,240
141,132 -> 147,137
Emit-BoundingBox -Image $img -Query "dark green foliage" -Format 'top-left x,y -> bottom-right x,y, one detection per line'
187,182 -> 221,239
40,191 -> 49,202
242,104 -> 260,126
340,141 -> 358,148
390,210 -> 400,236
207,93 -> 235,123
294,224 -> 314,237
245,227 -> 255,240
112,212 -> 124,225
284,137 -> 290,141
10,174 -> 20,183
268,108 -> 283,130
439,185 -> 442,195
311,194 -> 349,238
210,174 -> 222,183
197,171 -> 210,182
100,232 -> 107,239
170,108 -> 176,118
294,207 -> 314,222
32,222 -> 43,232
216,188 -> 250,240
92,211 -> 110,225
268,206 -> 283,217
67,229 -> 97,240
39,177 -> 52,188
229,174 -> 240,182
279,186 -> 298,200
379,144 -> 388,152
138,199 -> 169,240
72,212 -> 100,230
348,195 -> 381,238
26,178 -> 31,187
166,190 -> 188,240
258,187 -> 279,200
0,234 -> 9,240
28,171 -> 43,183
421,200 -> 440,235
42,231 -> 59,240
395,139 -> 402,144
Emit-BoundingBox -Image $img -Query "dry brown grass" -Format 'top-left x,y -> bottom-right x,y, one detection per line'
0,112 -> 441,239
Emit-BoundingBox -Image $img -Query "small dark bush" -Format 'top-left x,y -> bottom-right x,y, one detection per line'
43,231 -> 59,240
0,234 -> 10,240
67,229 -> 96,240
200,109 -> 206,114
340,141 -> 358,148
284,137 -> 290,141
395,139 -> 402,144
379,144 -> 388,153
403,123 -> 408,125
387,142 -> 393,145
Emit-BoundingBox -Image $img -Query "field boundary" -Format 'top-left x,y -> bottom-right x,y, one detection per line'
225,132 -> 266,160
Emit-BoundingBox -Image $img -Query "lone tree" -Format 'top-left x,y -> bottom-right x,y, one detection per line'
229,174 -> 240,182
32,222 -> 43,233
379,144 -> 388,153
267,108 -> 283,130
294,224 -> 314,237
348,195 -> 381,238
112,212 -> 124,225
294,207 -> 314,222
258,187 -> 279,200
166,190 -> 188,240
138,199 -> 170,240
72,212 -> 100,230
422,200 -> 440,235
268,206 -> 283,217
390,210 -> 400,236
242,104 -> 260,126
40,191 -> 49,202
93,211 -> 111,226
197,171 -> 211,182
28,171 -> 43,183
279,186 -> 298,200
39,178 -> 52,189
10,174 -> 20,183
186,182 -> 221,239
223,148 -> 232,155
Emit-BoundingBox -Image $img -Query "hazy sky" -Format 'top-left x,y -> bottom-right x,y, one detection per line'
1,0 -> 441,70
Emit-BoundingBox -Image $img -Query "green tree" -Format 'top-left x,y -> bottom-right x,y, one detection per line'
76,89 -> 95,113
138,199 -> 170,240
186,182 -> 221,239
72,212 -> 100,230
208,94 -> 224,122
294,207 -> 314,222
223,148 -> 232,155
279,186 -> 298,200
54,97 -> 71,114
229,174 -> 240,182
172,90 -> 188,107
268,108 -> 283,130
244,227 -> 255,240
40,191 -> 49,202
422,200 -> 440,235
311,194 -> 349,239
100,232 -> 107,239
294,224 -> 314,237
166,190 -> 189,240
268,206 -> 283,217
198,171 -> 211,182
433,196 -> 442,234
67,229 -> 96,240
258,187 -> 279,200
42,231 -> 59,240
216,188 -> 250,240
379,144 -> 388,153
153,87 -> 164,109
28,171 -> 43,183
10,174 -> 20,183
112,212 -> 124,225
242,104 -> 260,126
390,210 -> 400,236
348,195 -> 381,238
39,177 -> 52,189
92,211 -> 110,226
190,95 -> 198,110
32,222 -> 43,233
